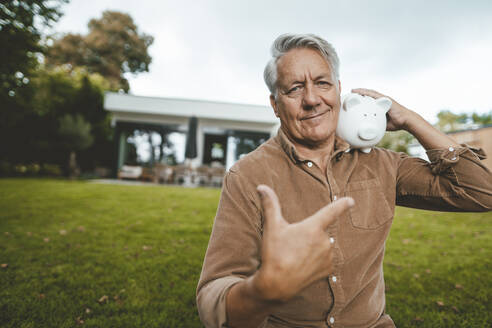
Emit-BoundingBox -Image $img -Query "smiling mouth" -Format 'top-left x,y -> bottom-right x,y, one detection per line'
301,109 -> 331,121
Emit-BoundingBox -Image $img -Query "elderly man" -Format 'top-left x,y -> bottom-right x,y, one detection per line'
196,34 -> 492,328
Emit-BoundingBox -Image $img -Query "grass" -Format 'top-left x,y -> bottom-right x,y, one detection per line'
0,178 -> 490,327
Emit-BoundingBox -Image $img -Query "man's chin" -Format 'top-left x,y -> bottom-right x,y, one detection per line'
299,131 -> 335,148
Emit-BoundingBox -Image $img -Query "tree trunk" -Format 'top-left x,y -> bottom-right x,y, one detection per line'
68,151 -> 80,179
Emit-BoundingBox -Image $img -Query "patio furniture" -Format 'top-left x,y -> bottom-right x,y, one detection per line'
209,166 -> 226,187
173,164 -> 192,185
154,164 -> 174,184
195,165 -> 211,186
117,165 -> 142,180
140,167 -> 155,182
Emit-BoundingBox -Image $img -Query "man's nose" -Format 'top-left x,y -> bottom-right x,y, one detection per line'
302,86 -> 321,109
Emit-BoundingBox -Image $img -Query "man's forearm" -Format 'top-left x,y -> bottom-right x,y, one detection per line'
226,274 -> 279,328
403,110 -> 460,150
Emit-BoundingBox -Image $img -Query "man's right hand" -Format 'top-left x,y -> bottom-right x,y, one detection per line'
252,185 -> 354,302
226,185 -> 354,328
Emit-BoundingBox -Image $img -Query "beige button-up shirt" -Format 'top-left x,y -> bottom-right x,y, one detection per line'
197,130 -> 492,328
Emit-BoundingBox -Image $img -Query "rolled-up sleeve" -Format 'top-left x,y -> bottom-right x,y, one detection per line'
197,276 -> 245,328
396,144 -> 492,211
196,171 -> 263,328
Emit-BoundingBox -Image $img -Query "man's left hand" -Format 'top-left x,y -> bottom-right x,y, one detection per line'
351,88 -> 460,150
351,88 -> 414,131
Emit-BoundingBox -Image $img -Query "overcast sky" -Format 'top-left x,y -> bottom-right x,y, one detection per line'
54,0 -> 492,123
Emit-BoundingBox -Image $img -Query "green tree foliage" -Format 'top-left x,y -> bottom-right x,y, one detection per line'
46,10 -> 154,91
0,0 -> 67,97
58,113 -> 94,177
436,110 -> 469,132
36,67 -> 113,171
0,0 -> 69,172
0,66 -> 113,172
471,112 -> 492,125
377,130 -> 415,154
436,109 -> 492,132
58,114 -> 94,151
1,6 -> 153,176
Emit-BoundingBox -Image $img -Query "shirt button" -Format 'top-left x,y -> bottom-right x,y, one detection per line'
332,276 -> 337,282
329,317 -> 335,324
448,146 -> 454,152
330,237 -> 335,244
307,161 -> 313,168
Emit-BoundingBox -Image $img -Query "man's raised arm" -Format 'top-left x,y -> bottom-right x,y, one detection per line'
352,88 -> 460,150
353,88 -> 492,212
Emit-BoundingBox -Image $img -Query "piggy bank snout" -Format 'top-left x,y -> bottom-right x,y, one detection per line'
358,127 -> 379,141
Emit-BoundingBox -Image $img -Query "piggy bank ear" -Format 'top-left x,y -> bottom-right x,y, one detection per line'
343,94 -> 362,111
375,97 -> 392,113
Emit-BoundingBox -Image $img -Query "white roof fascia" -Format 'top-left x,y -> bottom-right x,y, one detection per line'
104,92 -> 278,125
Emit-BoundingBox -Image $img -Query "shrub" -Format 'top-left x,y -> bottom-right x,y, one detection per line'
0,161 -> 12,176
26,163 -> 41,176
13,164 -> 27,175
40,164 -> 62,176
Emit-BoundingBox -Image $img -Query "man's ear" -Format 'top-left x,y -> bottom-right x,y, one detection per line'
270,94 -> 280,118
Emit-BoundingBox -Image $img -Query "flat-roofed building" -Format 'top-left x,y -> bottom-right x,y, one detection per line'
104,92 -> 279,176
448,125 -> 492,170
407,125 -> 492,170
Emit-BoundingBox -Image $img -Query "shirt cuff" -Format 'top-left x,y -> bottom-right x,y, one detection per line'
197,276 -> 245,328
426,144 -> 486,175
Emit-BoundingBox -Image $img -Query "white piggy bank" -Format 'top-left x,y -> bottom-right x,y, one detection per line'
336,93 -> 392,153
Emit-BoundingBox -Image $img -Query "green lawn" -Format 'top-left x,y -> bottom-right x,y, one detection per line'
0,179 -> 490,327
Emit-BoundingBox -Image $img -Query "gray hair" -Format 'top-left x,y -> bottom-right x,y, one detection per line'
264,33 -> 340,97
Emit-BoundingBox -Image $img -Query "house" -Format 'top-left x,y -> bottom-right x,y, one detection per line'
448,125 -> 492,170
407,125 -> 492,170
104,92 -> 279,177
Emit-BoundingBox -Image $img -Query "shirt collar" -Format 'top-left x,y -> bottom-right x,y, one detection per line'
275,128 -> 351,164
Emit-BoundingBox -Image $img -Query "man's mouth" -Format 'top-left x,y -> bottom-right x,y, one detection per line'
301,109 -> 331,121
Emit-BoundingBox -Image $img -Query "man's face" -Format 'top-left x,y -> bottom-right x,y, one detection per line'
271,48 -> 341,147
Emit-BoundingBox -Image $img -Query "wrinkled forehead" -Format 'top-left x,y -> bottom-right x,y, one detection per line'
276,48 -> 334,82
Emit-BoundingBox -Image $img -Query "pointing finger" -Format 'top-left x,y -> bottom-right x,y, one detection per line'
309,197 -> 354,230
257,185 -> 284,228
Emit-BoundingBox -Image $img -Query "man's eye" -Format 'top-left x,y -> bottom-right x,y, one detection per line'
288,86 -> 301,94
317,81 -> 331,87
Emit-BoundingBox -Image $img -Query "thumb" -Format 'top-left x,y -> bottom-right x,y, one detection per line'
310,197 -> 354,230
257,185 -> 285,229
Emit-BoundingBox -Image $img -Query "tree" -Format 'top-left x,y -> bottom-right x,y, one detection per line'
0,0 -> 67,97
46,10 -> 154,91
471,111 -> 492,126
58,114 -> 94,177
435,109 -> 492,133
435,110 -> 469,132
0,5 -> 150,176
0,0 -> 68,170
0,65 -> 113,172
377,130 -> 415,154
35,67 -> 113,172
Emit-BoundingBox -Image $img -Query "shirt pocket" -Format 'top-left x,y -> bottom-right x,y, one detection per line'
344,178 -> 393,230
